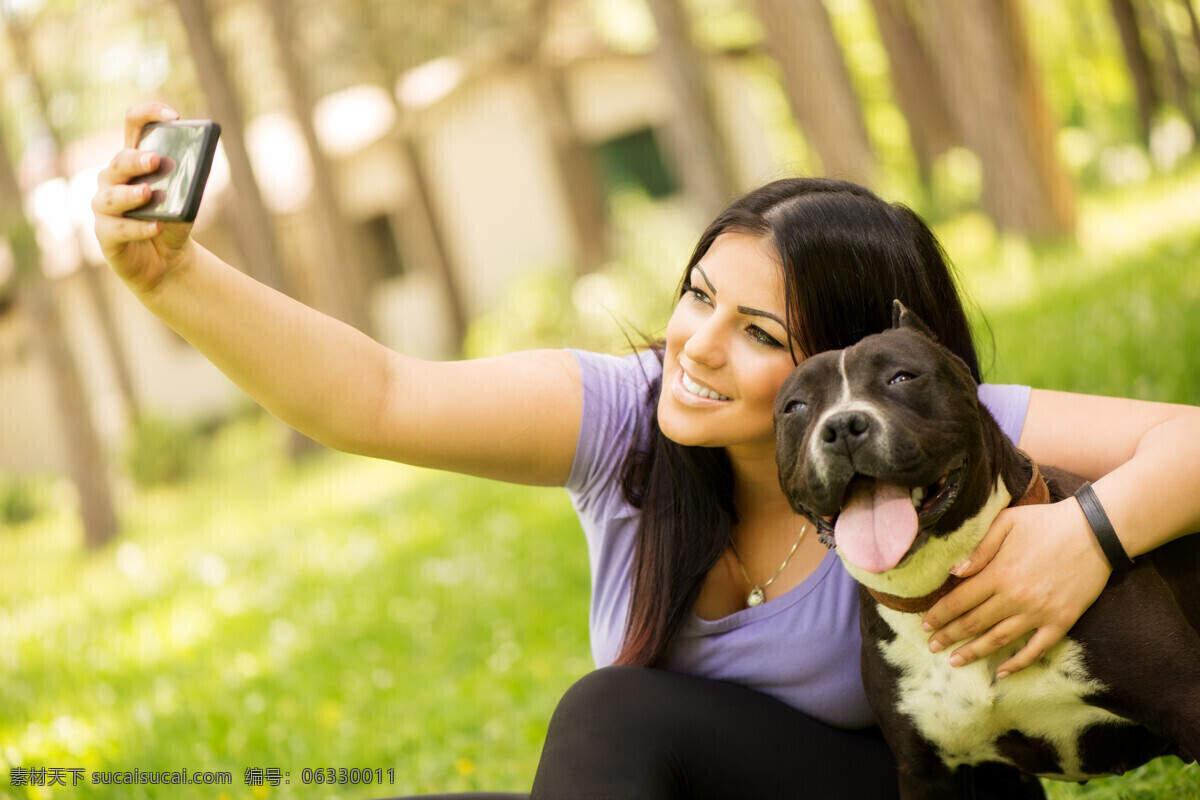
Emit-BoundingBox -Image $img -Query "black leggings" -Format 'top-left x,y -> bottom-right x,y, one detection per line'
383,666 -> 1045,799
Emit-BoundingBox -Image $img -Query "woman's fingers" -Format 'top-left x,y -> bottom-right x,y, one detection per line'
95,213 -> 162,247
94,153 -> 163,251
93,178 -> 150,215
99,148 -> 159,189
941,609 -> 1024,666
124,102 -> 179,147
994,626 -> 1063,679
94,147 -> 164,235
93,104 -> 194,290
926,589 -> 1006,655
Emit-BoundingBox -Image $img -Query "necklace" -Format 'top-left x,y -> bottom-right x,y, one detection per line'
730,521 -> 808,607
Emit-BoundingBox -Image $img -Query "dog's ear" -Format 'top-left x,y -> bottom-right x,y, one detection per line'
893,298 -> 979,387
891,300 -> 937,341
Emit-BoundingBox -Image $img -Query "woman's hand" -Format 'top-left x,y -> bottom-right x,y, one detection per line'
920,498 -> 1112,679
92,103 -> 194,294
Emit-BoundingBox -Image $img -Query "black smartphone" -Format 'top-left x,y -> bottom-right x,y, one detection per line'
125,120 -> 222,223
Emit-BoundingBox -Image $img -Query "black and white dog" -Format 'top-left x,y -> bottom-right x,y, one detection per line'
773,301 -> 1200,798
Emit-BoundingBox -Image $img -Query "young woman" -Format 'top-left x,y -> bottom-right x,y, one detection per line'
94,104 -> 1200,798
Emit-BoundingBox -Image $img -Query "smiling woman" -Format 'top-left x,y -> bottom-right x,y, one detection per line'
616,178 -> 986,672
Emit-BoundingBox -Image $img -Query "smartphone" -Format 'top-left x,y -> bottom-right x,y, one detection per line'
125,120 -> 222,223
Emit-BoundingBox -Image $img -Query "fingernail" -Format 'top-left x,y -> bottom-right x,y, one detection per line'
921,620 -> 933,633
161,107 -> 180,120
141,152 -> 154,169
928,639 -> 943,653
996,670 -> 1010,681
949,654 -> 965,668
949,560 -> 970,577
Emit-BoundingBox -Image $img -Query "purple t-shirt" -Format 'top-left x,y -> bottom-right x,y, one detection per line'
565,348 -> 1032,729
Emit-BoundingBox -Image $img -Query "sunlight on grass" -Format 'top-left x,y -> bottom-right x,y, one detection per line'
939,155 -> 1200,320
2,415 -> 591,798
1079,161 -> 1200,259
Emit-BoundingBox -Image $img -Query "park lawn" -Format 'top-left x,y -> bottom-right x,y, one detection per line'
1,418 -> 593,798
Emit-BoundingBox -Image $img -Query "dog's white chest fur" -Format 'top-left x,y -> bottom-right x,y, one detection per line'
878,610 -> 1126,780
844,479 -> 1130,780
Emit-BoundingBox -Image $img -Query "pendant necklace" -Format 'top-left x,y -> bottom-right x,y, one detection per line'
730,521 -> 808,607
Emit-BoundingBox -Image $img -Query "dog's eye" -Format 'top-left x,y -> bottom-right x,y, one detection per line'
888,371 -> 916,385
782,399 -> 807,414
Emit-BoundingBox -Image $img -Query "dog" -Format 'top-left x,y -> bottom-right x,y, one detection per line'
772,301 -> 1200,798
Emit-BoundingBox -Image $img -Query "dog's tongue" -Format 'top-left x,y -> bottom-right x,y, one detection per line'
834,478 -> 919,573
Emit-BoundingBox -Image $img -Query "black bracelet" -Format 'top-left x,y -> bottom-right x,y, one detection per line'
1074,482 -> 1134,570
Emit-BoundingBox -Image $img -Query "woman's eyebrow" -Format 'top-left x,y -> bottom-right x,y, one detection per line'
693,264 -> 786,330
693,266 -> 717,295
738,306 -> 786,329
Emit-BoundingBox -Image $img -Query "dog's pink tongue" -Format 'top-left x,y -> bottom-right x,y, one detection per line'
834,479 -> 919,573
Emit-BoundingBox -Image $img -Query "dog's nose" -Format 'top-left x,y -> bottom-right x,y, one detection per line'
821,411 -> 872,450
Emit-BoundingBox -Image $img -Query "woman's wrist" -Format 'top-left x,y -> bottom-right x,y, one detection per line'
1086,414 -> 1200,561
1074,482 -> 1134,570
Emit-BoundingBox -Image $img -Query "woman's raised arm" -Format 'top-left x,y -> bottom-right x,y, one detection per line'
93,103 -> 582,486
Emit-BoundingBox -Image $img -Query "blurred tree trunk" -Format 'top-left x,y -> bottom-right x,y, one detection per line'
3,10 -> 140,424
751,0 -> 877,188
1143,1 -> 1199,137
867,0 -> 961,182
170,0 -> 292,294
514,0 -> 609,275
394,132 -> 469,349
0,127 -> 118,550
171,0 -> 319,456
643,0 -> 739,218
530,65 -> 610,274
264,0 -> 375,333
349,0 -> 469,350
921,0 -> 1076,237
1109,0 -> 1160,143
1184,0 -> 1200,64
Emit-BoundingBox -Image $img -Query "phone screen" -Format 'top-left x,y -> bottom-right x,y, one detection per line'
127,121 -> 220,222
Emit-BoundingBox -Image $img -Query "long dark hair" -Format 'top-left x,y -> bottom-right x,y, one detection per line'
616,178 -> 982,667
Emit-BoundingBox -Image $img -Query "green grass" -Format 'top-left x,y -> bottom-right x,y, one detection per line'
956,224 -> 1200,406
4,173 -> 1200,799
1,418 -> 592,798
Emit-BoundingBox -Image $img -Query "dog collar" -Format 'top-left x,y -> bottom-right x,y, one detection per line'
1011,454 -> 1050,508
867,458 -> 1049,614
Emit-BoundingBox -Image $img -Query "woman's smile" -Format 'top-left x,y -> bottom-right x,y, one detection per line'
678,368 -> 732,403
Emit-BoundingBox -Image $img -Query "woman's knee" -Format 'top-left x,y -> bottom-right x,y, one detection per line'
546,666 -> 656,729
531,667 -> 682,799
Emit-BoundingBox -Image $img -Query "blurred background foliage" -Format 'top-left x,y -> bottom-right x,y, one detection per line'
1,0 -> 1199,797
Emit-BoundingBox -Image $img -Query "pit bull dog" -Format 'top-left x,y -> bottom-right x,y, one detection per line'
773,301 -> 1200,798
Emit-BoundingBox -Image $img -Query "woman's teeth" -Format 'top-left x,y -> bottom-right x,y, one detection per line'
682,371 -> 730,401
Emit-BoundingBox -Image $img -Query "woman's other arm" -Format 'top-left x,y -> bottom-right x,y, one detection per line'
922,388 -> 1200,675
1020,388 -> 1200,554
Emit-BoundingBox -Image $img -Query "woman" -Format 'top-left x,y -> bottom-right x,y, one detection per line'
94,104 -> 1200,798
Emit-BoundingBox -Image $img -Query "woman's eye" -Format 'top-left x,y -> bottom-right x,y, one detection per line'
681,283 -> 711,305
749,326 -> 783,348
888,371 -> 916,385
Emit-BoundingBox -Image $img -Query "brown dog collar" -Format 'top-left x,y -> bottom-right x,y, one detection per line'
1010,454 -> 1050,508
866,458 -> 1048,614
